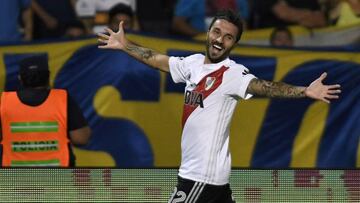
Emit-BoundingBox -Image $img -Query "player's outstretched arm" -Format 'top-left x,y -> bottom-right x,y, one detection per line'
97,21 -> 170,72
247,72 -> 341,103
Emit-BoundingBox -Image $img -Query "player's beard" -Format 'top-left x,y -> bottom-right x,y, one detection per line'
205,39 -> 233,64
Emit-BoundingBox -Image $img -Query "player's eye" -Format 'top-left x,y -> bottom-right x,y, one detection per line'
225,35 -> 233,41
213,29 -> 220,35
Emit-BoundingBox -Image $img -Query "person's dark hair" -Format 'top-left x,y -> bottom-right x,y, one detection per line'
208,10 -> 243,42
109,3 -> 134,22
270,26 -> 293,45
19,55 -> 50,88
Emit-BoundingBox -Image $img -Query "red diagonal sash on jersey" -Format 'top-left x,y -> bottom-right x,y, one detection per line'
182,66 -> 229,128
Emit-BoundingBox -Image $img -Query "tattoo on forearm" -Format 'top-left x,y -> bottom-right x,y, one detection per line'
247,79 -> 305,98
125,44 -> 156,61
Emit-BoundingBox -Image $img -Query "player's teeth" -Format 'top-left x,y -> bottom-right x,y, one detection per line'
213,45 -> 222,50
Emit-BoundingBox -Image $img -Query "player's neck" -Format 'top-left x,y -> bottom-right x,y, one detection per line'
204,55 -> 228,65
204,56 -> 212,64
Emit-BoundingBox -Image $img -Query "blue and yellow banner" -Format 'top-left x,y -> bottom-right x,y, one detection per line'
0,34 -> 359,168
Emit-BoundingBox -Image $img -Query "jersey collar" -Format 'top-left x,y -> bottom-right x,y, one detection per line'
203,57 -> 231,70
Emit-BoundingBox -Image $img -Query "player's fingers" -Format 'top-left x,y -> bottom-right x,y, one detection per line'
328,84 -> 341,89
105,28 -> 115,35
322,98 -> 330,103
118,21 -> 124,31
97,32 -> 109,40
326,95 -> 339,99
98,38 -> 108,44
98,45 -> 108,49
328,89 -> 341,94
319,72 -> 327,81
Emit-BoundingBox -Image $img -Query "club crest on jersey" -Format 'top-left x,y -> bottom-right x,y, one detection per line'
184,90 -> 204,108
205,77 -> 216,91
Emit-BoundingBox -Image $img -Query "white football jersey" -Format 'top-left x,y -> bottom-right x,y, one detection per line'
169,54 -> 256,185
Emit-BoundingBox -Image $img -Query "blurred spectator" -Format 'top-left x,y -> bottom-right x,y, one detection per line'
172,0 -> 249,37
32,0 -> 78,40
0,0 -> 33,42
325,0 -> 342,25
63,21 -> 87,39
270,26 -> 294,47
75,0 -> 140,34
251,0 -> 327,29
327,0 -> 360,26
108,3 -> 134,31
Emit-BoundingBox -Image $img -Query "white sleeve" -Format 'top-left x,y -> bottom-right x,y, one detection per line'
237,73 -> 256,100
168,56 -> 189,83
227,65 -> 256,100
75,0 -> 96,17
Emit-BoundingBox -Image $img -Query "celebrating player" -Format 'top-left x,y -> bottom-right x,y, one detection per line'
98,10 -> 341,203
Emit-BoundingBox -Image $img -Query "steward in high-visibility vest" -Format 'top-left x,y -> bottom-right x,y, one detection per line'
1,89 -> 69,167
0,55 -> 91,167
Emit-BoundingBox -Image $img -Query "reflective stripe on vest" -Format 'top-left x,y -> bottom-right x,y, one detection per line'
11,159 -> 60,167
1,89 -> 69,167
10,121 -> 59,133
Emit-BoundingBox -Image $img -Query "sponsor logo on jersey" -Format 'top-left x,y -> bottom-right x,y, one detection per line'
205,77 -> 216,90
184,90 -> 204,108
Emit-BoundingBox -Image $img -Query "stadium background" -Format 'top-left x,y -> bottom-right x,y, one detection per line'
0,27 -> 360,202
1,31 -> 359,168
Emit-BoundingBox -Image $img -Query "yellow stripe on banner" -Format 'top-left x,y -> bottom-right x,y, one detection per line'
127,34 -> 205,54
193,23 -> 360,41
73,147 -> 115,167
194,26 -> 311,41
291,101 -> 329,167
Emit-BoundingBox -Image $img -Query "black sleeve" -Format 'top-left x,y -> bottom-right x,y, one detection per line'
67,94 -> 88,131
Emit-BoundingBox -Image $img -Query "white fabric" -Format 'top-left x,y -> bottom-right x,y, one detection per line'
169,54 -> 256,185
76,0 -> 136,17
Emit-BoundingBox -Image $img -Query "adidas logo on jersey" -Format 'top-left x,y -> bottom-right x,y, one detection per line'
184,90 -> 204,108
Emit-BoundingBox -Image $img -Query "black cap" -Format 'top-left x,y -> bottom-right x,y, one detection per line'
19,55 -> 49,74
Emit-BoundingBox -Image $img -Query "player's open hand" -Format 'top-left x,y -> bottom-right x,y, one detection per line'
305,72 -> 341,103
97,21 -> 128,50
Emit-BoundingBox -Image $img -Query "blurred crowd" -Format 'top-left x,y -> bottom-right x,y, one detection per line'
0,0 -> 360,44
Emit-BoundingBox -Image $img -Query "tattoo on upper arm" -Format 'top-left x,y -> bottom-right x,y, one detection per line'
247,78 -> 305,98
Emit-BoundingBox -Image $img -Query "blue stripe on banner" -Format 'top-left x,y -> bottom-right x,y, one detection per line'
317,60 -> 360,168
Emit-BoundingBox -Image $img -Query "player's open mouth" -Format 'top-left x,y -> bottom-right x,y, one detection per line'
212,44 -> 223,51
